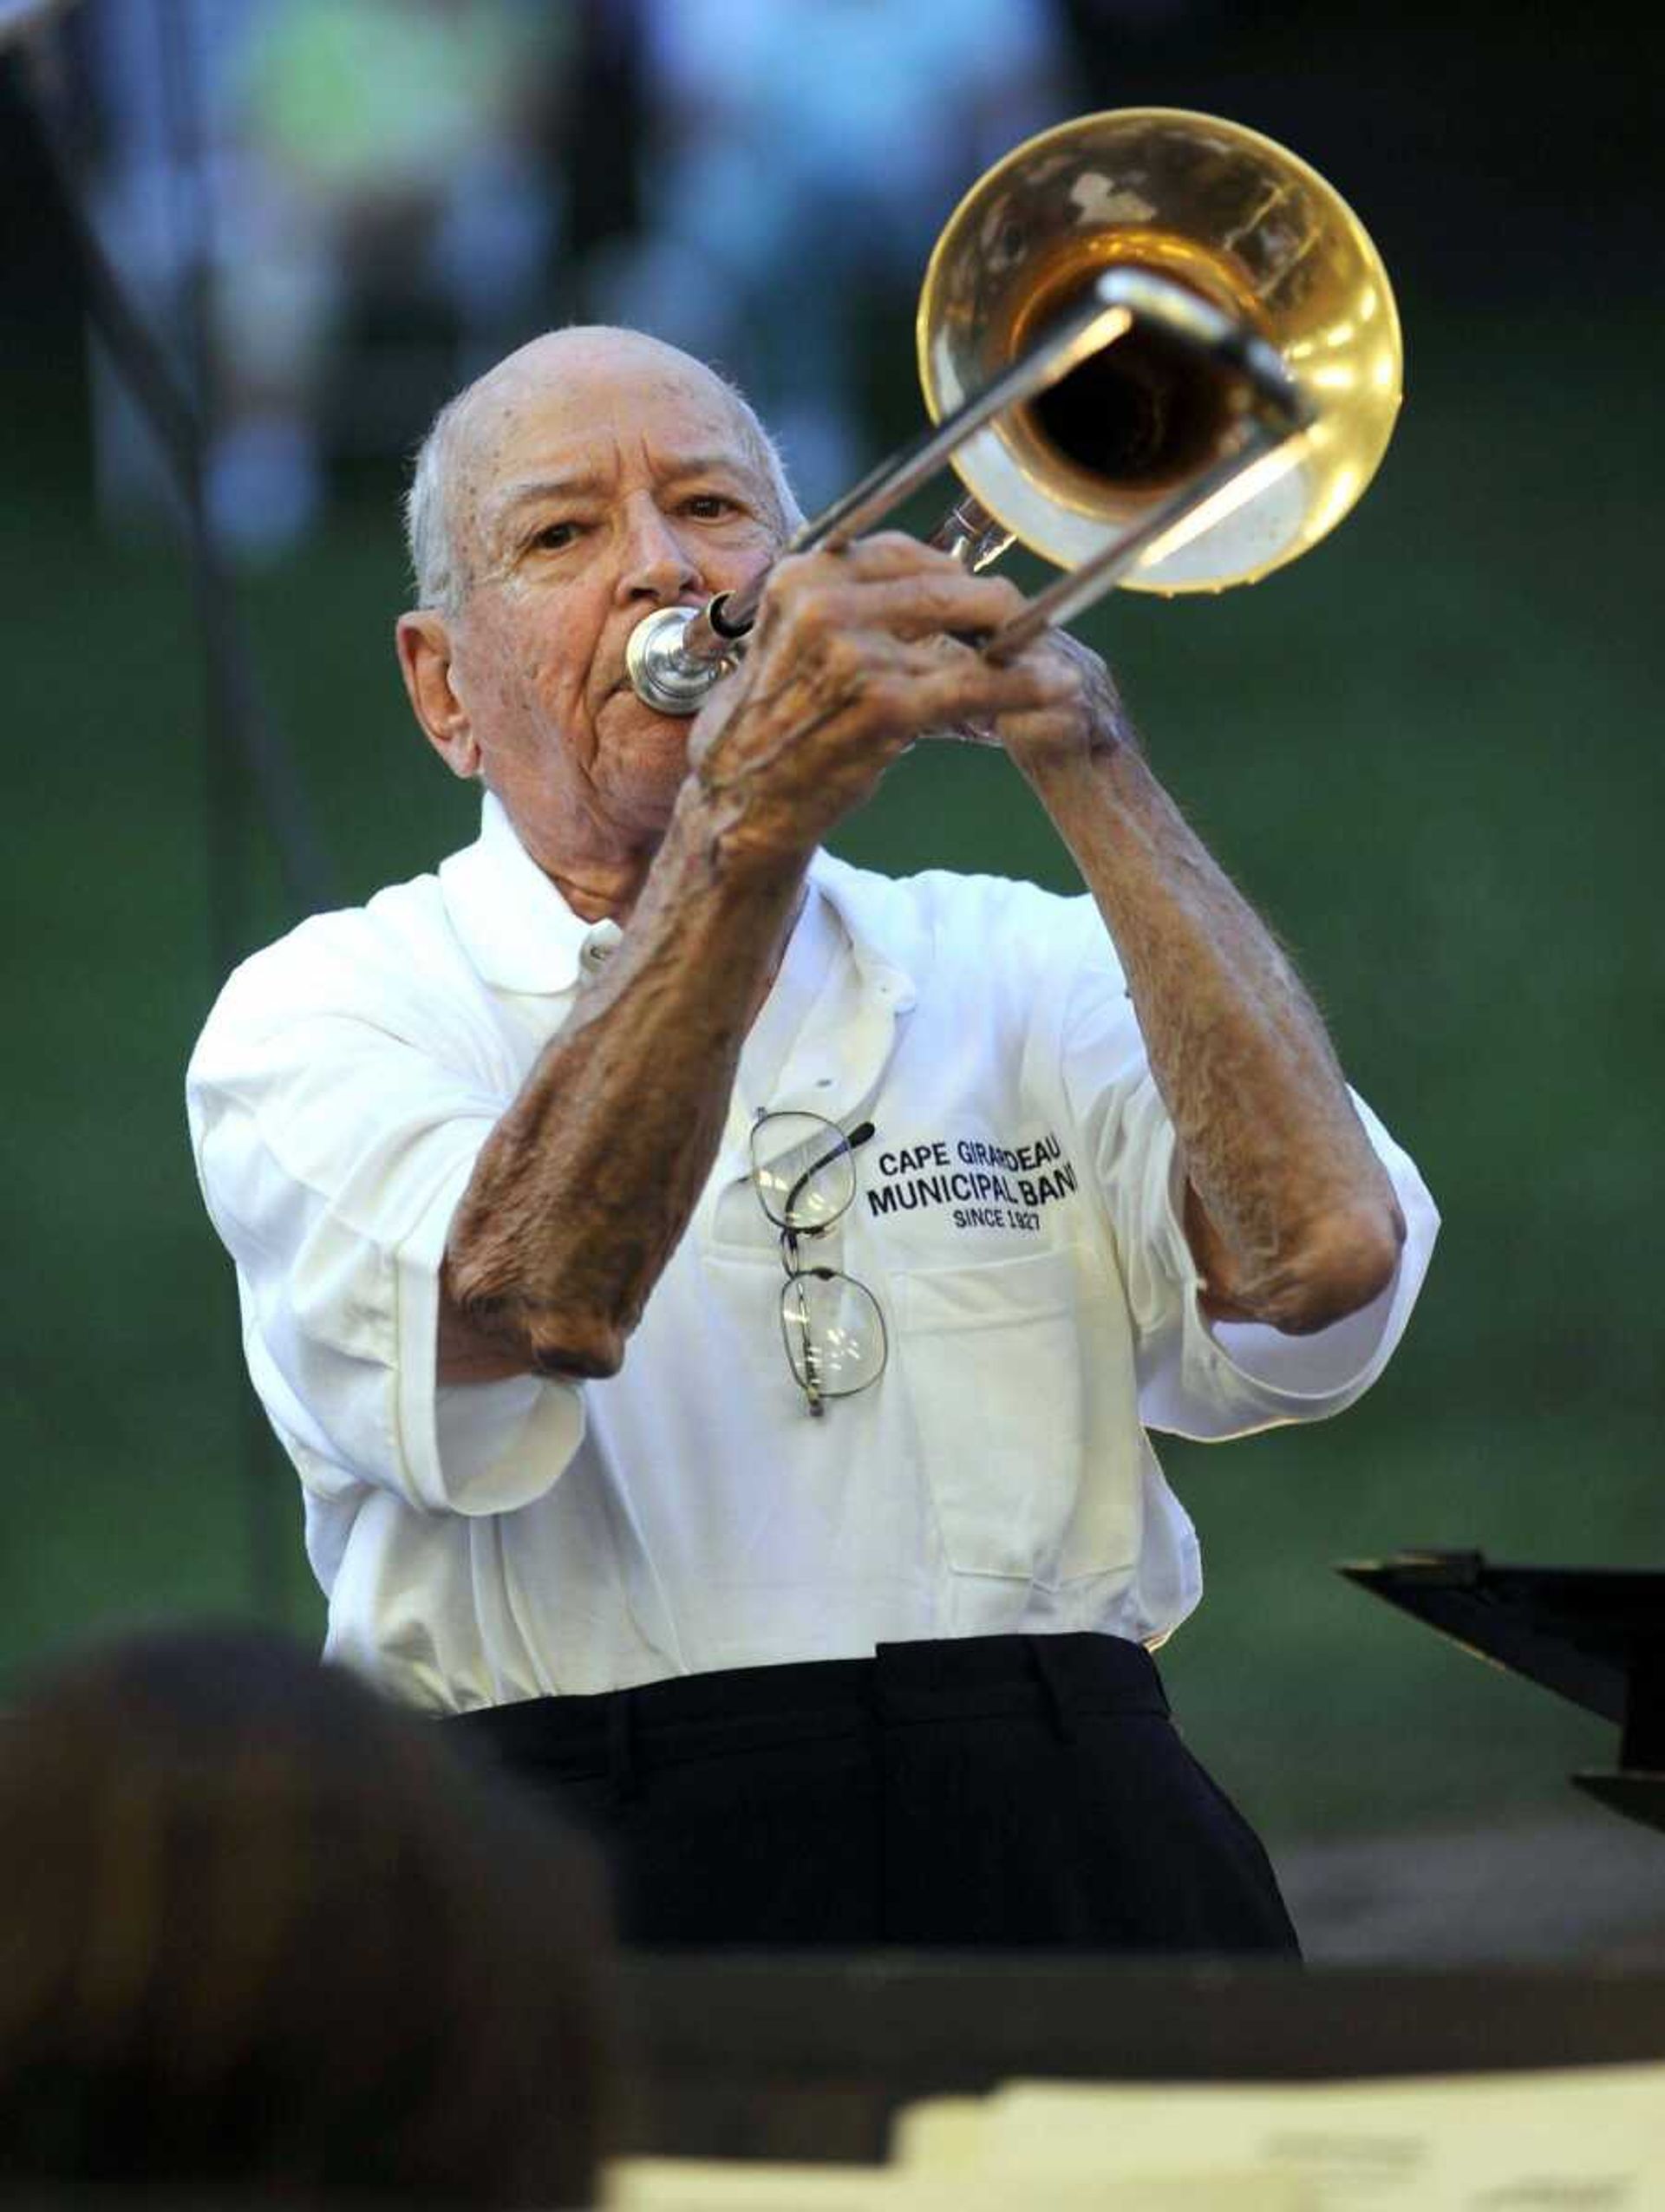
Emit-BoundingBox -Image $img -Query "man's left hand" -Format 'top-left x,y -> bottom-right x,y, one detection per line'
937,612 -> 1137,773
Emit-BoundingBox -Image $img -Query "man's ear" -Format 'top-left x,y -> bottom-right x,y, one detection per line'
395,610 -> 480,780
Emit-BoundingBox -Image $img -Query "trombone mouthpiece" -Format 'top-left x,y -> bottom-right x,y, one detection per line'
624,604 -> 742,715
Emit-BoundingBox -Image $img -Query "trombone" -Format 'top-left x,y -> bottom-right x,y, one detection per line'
626,108 -> 1402,714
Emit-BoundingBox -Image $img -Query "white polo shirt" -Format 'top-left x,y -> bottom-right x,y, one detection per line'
186,794 -> 1437,1713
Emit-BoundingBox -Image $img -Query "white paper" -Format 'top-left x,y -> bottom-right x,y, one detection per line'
607,2150 -> 1311,2208
893,2065 -> 1665,2209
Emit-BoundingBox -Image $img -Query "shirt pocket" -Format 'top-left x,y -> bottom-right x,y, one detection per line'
890,1243 -> 1140,1588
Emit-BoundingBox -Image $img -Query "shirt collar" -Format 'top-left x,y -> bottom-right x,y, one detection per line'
437,793 -> 601,995
807,850 -> 918,1015
437,793 -> 921,1012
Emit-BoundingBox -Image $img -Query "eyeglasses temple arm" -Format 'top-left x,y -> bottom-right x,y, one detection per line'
780,1119 -> 877,1223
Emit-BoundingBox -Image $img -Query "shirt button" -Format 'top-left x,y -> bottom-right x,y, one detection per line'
580,921 -> 624,973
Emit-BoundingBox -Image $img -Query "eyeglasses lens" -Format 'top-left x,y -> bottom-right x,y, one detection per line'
780,1269 -> 886,1396
751,1114 -> 856,1231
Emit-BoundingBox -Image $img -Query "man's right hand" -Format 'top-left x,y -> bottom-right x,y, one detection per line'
682,532 -> 1072,867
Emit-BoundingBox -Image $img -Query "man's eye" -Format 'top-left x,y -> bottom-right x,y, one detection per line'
684,494 -> 737,519
532,520 -> 580,551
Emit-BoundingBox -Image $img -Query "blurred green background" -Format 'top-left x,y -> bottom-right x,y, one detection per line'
3,2 -> 1660,1862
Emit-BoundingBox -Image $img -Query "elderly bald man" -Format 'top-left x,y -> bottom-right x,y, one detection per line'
188,326 -> 1436,1951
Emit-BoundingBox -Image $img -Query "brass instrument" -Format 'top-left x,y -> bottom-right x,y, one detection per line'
626,108 -> 1401,713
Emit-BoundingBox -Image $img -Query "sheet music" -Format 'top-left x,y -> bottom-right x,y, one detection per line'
893,2064 -> 1665,2208
608,2151 -> 1312,2207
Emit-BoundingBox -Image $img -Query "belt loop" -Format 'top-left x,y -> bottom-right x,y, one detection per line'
607,1687 -> 641,1804
1027,1636 -> 1077,1744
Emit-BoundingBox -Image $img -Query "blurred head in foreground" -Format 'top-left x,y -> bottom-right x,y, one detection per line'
0,1625 -> 615,2206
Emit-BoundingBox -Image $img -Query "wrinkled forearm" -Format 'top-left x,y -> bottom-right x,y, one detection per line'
441,788 -> 806,1380
1017,731 -> 1404,1332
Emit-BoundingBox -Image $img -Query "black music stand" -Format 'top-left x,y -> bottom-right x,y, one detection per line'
1339,1550 -> 1665,1833
612,1951 -> 1665,2163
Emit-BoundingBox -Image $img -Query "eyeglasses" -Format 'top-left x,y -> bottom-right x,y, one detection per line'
749,1113 -> 887,1418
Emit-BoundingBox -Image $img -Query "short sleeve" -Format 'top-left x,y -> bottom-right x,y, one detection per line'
1059,947 -> 1439,1442
187,985 -> 584,1517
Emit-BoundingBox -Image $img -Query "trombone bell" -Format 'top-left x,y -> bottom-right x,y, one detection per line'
624,108 -> 1403,717
918,108 -> 1402,593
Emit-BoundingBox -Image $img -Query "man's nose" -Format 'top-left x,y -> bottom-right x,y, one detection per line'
616,504 -> 702,604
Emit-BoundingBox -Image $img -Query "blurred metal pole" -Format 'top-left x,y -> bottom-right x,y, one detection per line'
11,26 -> 335,919
150,0 -> 293,1628
11,17 -> 335,1624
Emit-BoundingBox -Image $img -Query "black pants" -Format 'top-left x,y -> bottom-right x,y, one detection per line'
446,1633 -> 1298,1954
